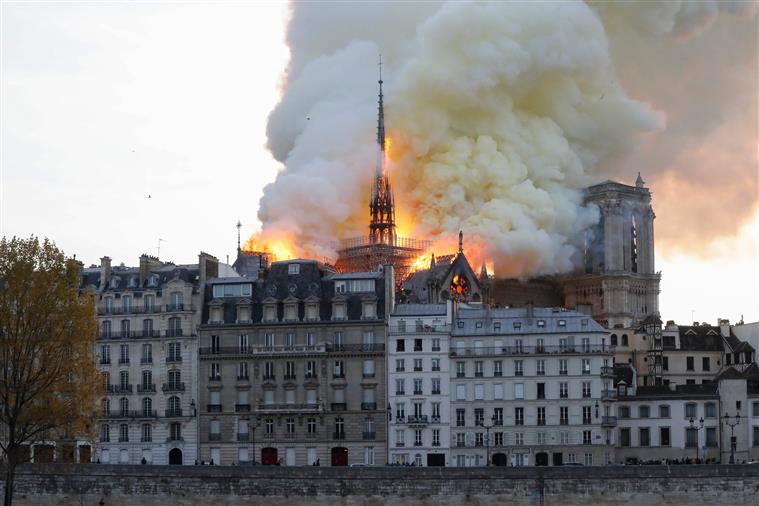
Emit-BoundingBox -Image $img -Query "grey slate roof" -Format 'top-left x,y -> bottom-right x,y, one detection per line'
677,325 -> 724,351
452,307 -> 606,336
392,304 -> 447,317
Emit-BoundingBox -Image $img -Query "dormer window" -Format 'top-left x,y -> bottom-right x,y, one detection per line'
305,302 -> 319,322
537,320 -> 546,328
109,277 -> 120,289
558,319 -> 566,327
147,274 -> 159,287
284,302 -> 298,322
209,306 -> 223,324
332,302 -> 346,321
288,263 -> 300,275
493,322 -> 501,331
362,301 -> 376,320
263,304 -> 277,323
237,305 -> 251,324
127,276 -> 138,288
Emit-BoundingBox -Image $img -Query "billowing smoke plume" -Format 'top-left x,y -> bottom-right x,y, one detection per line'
259,1 -> 756,275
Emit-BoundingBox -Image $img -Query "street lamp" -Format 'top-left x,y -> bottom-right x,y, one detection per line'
190,399 -> 197,417
722,413 -> 741,464
251,420 -> 261,464
688,417 -> 704,463
482,414 -> 496,467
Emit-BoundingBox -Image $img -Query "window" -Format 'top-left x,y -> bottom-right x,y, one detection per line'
141,343 -> 152,364
584,453 -> 593,466
287,418 -> 295,434
618,406 -> 630,419
494,383 -> 504,400
639,428 -> 650,447
621,334 -> 628,346
334,360 -> 345,378
396,339 -> 405,352
686,428 -> 698,447
537,407 -> 546,426
432,338 -> 441,351
395,359 -> 405,372
431,402 -> 440,419
493,407 -> 503,426
474,361 -> 483,377
119,371 -> 129,389
119,424 -> 129,442
307,418 -> 317,435
100,345 -> 110,364
582,382 -> 591,398
660,427 -> 671,446
395,403 -> 405,420
663,356 -> 669,371
559,382 -> 568,399
753,402 -> 759,417
560,431 -> 570,445
705,402 -> 717,418
432,378 -> 441,395
414,339 -> 423,352
514,360 -> 523,377
559,359 -> 568,375
456,409 -> 465,427
515,433 -> 524,445
537,383 -> 545,400
583,430 -> 592,445
167,342 -> 181,362
560,407 -> 569,425
620,428 -> 630,447
266,419 -> 274,435
141,370 -> 152,390
414,358 -> 423,372
238,362 -> 249,380
515,407 -> 524,426
306,360 -> 317,378
582,359 -> 591,375
753,427 -> 759,447
170,422 -> 181,441
456,384 -> 466,400
706,427 -> 717,447
514,383 -> 524,400
288,263 -> 300,274
413,379 -> 423,395
686,357 -> 694,371
456,362 -> 465,377
702,357 -> 710,371
120,344 -> 129,364
100,424 -> 110,443
432,429 -> 440,447
685,403 -> 697,419
536,320 -> 545,328
474,384 -> 484,400
536,359 -> 545,376
583,406 -> 592,424
659,405 -> 670,418
395,430 -> 405,447
639,406 -> 650,419
431,358 -> 440,371
558,319 -> 566,328
414,430 -> 422,447
474,408 -> 484,426
395,379 -> 405,395
210,363 -> 221,381
494,361 -> 503,377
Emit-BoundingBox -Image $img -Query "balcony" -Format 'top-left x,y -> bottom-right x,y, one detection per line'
305,373 -> 318,380
257,403 -> 323,414
207,404 -> 222,413
361,402 -> 377,411
237,375 -> 250,381
237,433 -> 250,441
602,390 -> 617,401
474,372 -> 483,378
450,344 -> 614,357
199,344 -> 328,356
363,373 -> 376,378
118,358 -> 130,365
283,374 -> 296,381
208,433 -> 222,441
162,382 -> 185,392
333,373 -> 345,379
103,410 -> 158,419
107,384 -> 133,394
601,416 -> 618,427
166,356 -> 182,363
601,366 -> 614,377
235,404 -> 251,412
166,436 -> 184,442
166,303 -> 191,312
166,329 -> 184,338
165,409 -> 183,418
331,403 -> 346,411
406,415 -> 429,426
326,343 -> 385,353
140,358 -> 153,365
100,358 -> 111,365
333,432 -> 346,440
137,384 -> 156,393
363,431 -> 376,440
388,324 -> 450,335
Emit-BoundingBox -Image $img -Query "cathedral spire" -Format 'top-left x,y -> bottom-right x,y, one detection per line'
369,54 -> 396,246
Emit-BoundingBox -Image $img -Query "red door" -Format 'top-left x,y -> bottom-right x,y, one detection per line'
331,447 -> 348,466
261,447 -> 278,465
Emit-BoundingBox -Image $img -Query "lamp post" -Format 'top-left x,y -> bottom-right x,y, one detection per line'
722,413 -> 741,464
688,417 -> 704,463
251,420 -> 261,464
483,414 -> 496,467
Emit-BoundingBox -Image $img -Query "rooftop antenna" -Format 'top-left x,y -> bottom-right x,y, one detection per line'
157,238 -> 166,259
236,220 -> 242,253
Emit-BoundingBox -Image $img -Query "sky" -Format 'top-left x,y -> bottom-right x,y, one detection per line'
1,1 -> 757,326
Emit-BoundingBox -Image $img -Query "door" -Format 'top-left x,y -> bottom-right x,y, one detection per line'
261,447 -> 278,465
492,453 -> 508,467
427,454 -> 445,467
78,445 -> 91,463
331,447 -> 348,466
552,452 -> 563,466
168,448 -> 183,465
33,445 -> 54,463
535,452 -> 549,466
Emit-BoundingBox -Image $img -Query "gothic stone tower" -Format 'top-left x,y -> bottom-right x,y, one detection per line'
563,174 -> 661,329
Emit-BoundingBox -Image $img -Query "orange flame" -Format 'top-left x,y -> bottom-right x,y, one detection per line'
384,137 -> 393,160
243,232 -> 297,263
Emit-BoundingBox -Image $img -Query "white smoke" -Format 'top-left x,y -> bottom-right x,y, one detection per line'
258,1 -> 754,275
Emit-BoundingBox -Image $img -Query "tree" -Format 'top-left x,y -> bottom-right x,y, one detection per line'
0,236 -> 99,506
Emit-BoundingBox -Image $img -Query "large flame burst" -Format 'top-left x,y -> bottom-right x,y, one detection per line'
243,232 -> 297,262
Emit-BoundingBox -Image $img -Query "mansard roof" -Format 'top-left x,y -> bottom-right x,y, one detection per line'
452,306 -> 605,336
677,325 -> 725,351
392,304 -> 447,317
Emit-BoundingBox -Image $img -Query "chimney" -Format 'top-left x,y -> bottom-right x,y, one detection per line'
383,263 -> 395,316
526,301 -> 534,322
718,319 -> 730,337
139,254 -> 162,287
199,252 -> 219,288
99,256 -> 111,290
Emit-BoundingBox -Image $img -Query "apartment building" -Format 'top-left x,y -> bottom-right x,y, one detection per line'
449,305 -> 614,467
83,252 -> 222,465
387,303 -> 453,466
197,259 -> 393,466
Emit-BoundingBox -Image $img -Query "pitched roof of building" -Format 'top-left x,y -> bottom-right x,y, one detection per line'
452,306 -> 606,336
392,304 -> 447,317
677,325 -> 724,351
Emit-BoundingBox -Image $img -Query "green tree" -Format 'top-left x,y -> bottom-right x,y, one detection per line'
0,236 -> 99,506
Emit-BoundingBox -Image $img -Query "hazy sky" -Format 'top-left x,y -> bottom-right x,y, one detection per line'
1,2 -> 757,326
